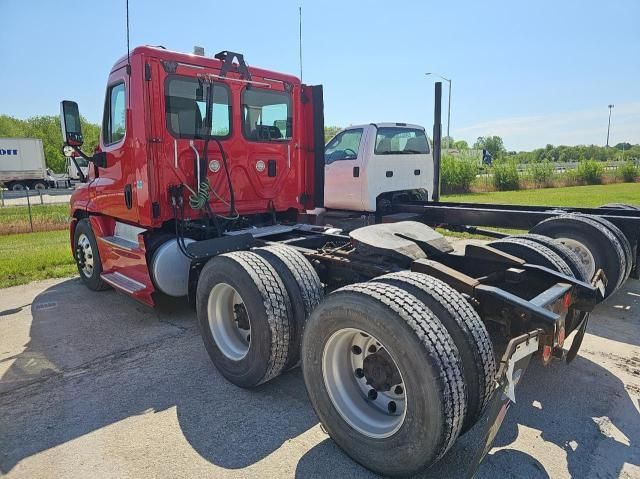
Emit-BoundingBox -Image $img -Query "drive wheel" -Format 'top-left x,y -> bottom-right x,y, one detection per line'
196,251 -> 293,387
11,182 -> 25,191
489,237 -> 574,277
580,215 -> 633,282
374,271 -> 495,433
33,181 -> 47,190
73,218 -> 110,291
302,282 -> 465,476
509,233 -> 589,281
530,214 -> 626,297
254,245 -> 323,369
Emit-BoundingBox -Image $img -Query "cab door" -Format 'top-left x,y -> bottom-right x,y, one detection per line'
90,67 -> 139,223
323,127 -> 367,211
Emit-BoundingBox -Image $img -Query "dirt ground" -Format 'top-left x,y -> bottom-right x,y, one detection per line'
0,276 -> 638,479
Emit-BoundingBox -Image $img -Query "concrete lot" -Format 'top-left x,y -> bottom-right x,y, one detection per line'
0,276 -> 639,478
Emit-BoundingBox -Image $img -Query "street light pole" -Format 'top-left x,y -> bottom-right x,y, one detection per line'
426,73 -> 451,148
606,104 -> 614,147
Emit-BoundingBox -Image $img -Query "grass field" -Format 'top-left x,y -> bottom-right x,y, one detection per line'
0,204 -> 69,235
0,230 -> 76,288
443,182 -> 640,207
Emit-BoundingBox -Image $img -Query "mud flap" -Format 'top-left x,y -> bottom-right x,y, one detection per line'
464,331 -> 541,479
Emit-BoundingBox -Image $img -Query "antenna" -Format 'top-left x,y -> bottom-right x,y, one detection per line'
299,6 -> 303,82
126,0 -> 131,75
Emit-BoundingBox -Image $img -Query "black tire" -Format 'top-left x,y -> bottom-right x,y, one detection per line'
302,282 -> 465,477
33,181 -> 47,190
509,233 -> 589,281
11,182 -> 25,191
254,245 -> 323,369
73,218 -> 110,291
530,215 -> 626,297
489,237 -> 574,277
374,271 -> 495,432
599,203 -> 640,211
579,215 -> 633,282
196,251 -> 293,388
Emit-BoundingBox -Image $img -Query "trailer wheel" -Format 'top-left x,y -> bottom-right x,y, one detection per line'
33,181 -> 47,190
254,245 -> 323,368
302,282 -> 465,476
73,218 -> 110,291
508,234 -> 589,281
530,215 -> 626,297
599,203 -> 640,211
374,271 -> 495,432
196,251 -> 293,387
578,215 -> 633,282
489,237 -> 574,277
11,182 -> 25,191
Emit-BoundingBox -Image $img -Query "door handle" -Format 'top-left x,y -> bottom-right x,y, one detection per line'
353,166 -> 360,177
124,184 -> 132,209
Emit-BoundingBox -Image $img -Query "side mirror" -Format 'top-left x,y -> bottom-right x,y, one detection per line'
60,101 -> 84,146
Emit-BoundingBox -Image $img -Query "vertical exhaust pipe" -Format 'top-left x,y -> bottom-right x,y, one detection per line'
432,81 -> 442,202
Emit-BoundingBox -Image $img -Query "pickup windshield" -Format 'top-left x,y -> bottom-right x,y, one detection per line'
374,127 -> 430,155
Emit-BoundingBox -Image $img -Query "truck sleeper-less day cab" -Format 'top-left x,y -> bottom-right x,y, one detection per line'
61,46 -> 639,477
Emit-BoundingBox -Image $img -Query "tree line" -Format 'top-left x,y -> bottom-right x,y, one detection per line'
0,115 -> 99,173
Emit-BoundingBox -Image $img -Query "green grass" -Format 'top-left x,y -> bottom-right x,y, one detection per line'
443,182 -> 640,207
0,203 -> 69,234
0,230 -> 76,288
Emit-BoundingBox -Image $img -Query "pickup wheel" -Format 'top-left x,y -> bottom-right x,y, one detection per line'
374,271 -> 495,433
196,251 -> 293,388
254,245 -> 323,369
73,218 -> 110,291
530,214 -> 626,297
302,282 -> 465,477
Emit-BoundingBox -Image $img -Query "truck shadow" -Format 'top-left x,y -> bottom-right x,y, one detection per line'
0,278 -> 317,473
586,278 -> 640,347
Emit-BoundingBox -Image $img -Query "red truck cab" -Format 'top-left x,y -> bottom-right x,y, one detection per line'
65,46 -> 324,305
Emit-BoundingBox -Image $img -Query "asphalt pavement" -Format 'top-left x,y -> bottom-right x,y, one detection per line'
0,276 -> 639,478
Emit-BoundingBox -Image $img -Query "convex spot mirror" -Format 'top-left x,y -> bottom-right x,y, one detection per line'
60,101 -> 84,146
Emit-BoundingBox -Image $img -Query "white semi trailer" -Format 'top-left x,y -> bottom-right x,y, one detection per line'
0,138 -> 49,190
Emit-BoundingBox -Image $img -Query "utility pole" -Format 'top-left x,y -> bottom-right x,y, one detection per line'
606,104 -> 614,147
426,73 -> 451,148
299,6 -> 303,82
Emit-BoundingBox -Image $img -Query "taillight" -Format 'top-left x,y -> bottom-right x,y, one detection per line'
563,292 -> 571,309
557,326 -> 565,347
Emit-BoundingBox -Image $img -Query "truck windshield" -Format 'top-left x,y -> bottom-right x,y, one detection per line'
165,76 -> 231,139
374,127 -> 430,155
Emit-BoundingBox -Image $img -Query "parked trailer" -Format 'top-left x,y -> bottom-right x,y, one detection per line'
59,46 -> 636,477
0,138 -> 49,190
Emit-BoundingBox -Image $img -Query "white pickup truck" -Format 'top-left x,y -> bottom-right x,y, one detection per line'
324,123 -> 434,212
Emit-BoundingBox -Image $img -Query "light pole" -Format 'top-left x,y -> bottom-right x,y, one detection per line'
426,73 -> 451,148
606,104 -> 614,147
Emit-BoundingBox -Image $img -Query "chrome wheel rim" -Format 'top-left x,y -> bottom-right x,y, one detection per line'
76,233 -> 94,278
207,283 -> 251,361
322,328 -> 406,439
557,237 -> 596,279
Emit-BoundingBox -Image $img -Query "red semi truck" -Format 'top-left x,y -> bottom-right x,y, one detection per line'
60,46 -> 639,477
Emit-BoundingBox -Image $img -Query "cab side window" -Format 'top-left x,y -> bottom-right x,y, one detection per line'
325,129 -> 363,163
103,82 -> 126,145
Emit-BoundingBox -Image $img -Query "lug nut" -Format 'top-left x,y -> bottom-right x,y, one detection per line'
394,385 -> 403,395
368,389 -> 378,400
368,345 -> 377,354
388,401 -> 397,414
355,368 -> 364,378
351,345 -> 362,355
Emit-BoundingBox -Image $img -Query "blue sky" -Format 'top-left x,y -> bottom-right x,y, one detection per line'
1,0 -> 638,151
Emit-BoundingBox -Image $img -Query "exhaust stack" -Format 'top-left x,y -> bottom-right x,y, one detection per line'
432,82 -> 442,202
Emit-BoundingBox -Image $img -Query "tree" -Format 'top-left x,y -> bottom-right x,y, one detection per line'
324,126 -> 342,143
453,140 -> 469,150
473,136 -> 506,159
615,142 -> 632,150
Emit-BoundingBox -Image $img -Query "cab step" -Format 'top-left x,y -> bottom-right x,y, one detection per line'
101,272 -> 146,294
